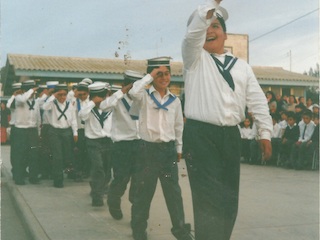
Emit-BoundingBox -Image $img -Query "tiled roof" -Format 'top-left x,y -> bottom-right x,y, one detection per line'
7,54 -> 318,82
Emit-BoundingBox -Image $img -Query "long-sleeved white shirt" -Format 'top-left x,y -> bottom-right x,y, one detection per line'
6,95 -> 16,125
75,97 -> 90,129
42,95 -> 78,136
100,90 -> 140,142
78,100 -> 112,139
182,1 -> 272,140
14,89 -> 41,129
271,123 -> 282,138
37,94 -> 51,125
128,74 -> 184,153
298,120 -> 315,142
240,127 -> 254,140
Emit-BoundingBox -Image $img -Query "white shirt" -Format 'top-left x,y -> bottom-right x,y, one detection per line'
75,97 -> 90,129
182,1 -> 272,140
240,127 -> 254,140
42,95 -> 78,136
100,90 -> 140,142
37,94 -> 50,125
129,74 -> 184,153
271,123 -> 282,138
6,95 -> 16,125
298,120 -> 315,142
14,89 -> 40,129
78,100 -> 112,139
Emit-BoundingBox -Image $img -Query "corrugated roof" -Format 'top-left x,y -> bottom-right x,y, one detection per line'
7,54 -> 183,76
7,54 -> 318,82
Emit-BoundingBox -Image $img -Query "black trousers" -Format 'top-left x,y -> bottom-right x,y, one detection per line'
39,124 -> 52,177
14,127 -> 40,183
131,140 -> 188,238
86,137 -> 112,200
48,126 -> 75,182
183,119 -> 241,240
108,139 -> 140,207
74,129 -> 89,176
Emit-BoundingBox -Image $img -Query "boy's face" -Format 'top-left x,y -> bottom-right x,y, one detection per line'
302,115 -> 311,124
55,90 -> 67,104
287,117 -> 295,126
281,114 -> 287,120
77,90 -> 88,101
243,119 -> 250,127
152,66 -> 171,92
313,118 -> 319,125
203,19 -> 227,54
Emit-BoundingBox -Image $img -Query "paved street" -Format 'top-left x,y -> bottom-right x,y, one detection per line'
0,145 -> 319,240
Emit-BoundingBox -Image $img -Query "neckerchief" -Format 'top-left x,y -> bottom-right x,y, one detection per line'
53,99 -> 70,120
121,98 -> 139,120
27,99 -> 35,110
146,89 -> 176,111
211,55 -> 238,91
91,107 -> 111,128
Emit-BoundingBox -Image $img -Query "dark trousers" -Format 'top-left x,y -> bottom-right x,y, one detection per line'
279,139 -> 295,166
86,137 -> 112,200
48,126 -> 75,182
241,139 -> 251,161
14,127 -> 40,183
108,139 -> 140,208
10,125 -> 17,179
74,129 -> 89,176
291,142 -> 312,170
183,119 -> 241,240
131,140 -> 188,238
250,139 -> 261,164
39,124 -> 52,178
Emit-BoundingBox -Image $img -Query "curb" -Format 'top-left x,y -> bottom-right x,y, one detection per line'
1,165 -> 51,240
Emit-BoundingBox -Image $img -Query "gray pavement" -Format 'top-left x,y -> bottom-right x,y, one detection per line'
0,144 -> 319,240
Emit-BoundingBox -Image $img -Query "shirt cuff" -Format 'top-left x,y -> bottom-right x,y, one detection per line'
259,130 -> 271,141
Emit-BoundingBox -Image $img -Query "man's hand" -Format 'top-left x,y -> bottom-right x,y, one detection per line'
91,95 -> 104,105
177,153 -> 182,162
74,136 -> 78,143
259,139 -> 272,161
121,83 -> 133,94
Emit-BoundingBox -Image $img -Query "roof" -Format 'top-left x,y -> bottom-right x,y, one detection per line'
5,53 -> 318,84
7,53 -> 183,76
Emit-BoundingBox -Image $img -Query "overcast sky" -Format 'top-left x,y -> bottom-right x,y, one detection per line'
1,0 -> 319,74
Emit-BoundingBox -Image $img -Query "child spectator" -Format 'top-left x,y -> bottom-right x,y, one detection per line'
291,110 -> 315,170
279,112 -> 299,167
278,111 -> 288,137
239,117 -> 254,163
307,114 -> 319,169
270,113 -> 282,165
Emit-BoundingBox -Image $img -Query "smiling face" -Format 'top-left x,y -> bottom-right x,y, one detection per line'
203,18 -> 227,54
55,90 -> 68,104
152,66 -> 171,93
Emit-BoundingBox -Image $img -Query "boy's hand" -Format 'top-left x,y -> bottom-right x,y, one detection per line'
121,83 -> 133,94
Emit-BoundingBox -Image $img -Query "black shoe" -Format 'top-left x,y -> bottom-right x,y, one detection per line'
109,207 -> 123,220
53,180 -> 64,188
92,198 -> 104,207
133,231 -> 147,240
29,177 -> 40,184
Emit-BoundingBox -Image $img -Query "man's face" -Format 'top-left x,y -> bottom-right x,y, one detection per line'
152,66 -> 171,92
203,19 -> 227,54
77,90 -> 88,101
55,90 -> 67,104
302,115 -> 311,124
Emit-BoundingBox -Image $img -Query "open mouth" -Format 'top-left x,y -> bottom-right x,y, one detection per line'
206,37 -> 216,42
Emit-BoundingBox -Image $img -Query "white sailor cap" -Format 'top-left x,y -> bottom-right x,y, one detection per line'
124,70 -> 144,82
77,81 -> 89,90
38,84 -> 47,89
21,80 -> 36,90
187,6 -> 228,26
313,104 -> 319,109
147,56 -> 171,74
46,81 -> 59,89
12,83 -> 22,89
54,84 -> 68,92
111,84 -> 122,91
81,78 -> 93,85
88,82 -> 109,93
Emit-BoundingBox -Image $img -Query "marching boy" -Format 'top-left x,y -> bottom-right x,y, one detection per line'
129,57 -> 192,240
42,84 -> 78,188
78,82 -> 113,207
100,70 -> 144,220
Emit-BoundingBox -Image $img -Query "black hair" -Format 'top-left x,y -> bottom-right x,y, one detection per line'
302,109 -> 313,118
146,65 -> 171,74
287,111 -> 296,120
217,16 -> 226,33
77,86 -> 89,92
89,90 -> 108,100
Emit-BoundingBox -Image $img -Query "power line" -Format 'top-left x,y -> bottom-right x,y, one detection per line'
250,8 -> 319,42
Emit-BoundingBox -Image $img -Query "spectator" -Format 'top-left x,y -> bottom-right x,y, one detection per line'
307,114 -> 319,169
306,97 -> 314,111
270,113 -> 282,165
298,96 -> 306,106
278,111 -> 288,137
287,95 -> 297,112
291,110 -> 315,170
239,117 -> 254,163
312,104 -> 319,115
266,91 -> 277,113
276,94 -> 288,112
1,102 -> 10,144
279,112 -> 299,167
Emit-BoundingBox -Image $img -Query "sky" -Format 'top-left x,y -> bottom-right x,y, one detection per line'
1,0 -> 319,74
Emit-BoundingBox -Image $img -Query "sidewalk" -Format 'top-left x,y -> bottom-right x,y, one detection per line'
1,145 -> 319,240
